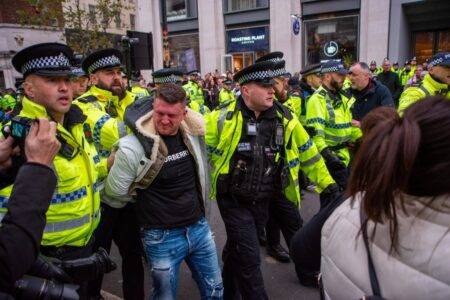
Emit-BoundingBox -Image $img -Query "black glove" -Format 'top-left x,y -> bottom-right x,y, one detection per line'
26,255 -> 72,283
319,183 -> 342,210
57,248 -> 117,283
321,148 -> 346,171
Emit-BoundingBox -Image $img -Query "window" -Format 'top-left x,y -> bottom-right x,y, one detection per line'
166,0 -> 188,21
115,12 -> 121,29
0,71 -> 5,90
130,14 -> 136,30
413,29 -> 450,63
88,5 -> 96,25
225,0 -> 269,13
303,15 -> 359,66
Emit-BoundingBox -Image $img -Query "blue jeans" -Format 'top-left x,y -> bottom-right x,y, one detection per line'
142,217 -> 223,300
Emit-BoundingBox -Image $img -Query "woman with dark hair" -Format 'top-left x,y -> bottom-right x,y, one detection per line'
320,95 -> 450,299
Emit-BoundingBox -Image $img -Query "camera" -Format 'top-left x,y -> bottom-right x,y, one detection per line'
2,116 -> 34,142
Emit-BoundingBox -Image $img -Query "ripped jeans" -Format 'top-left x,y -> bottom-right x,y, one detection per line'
142,217 -> 223,300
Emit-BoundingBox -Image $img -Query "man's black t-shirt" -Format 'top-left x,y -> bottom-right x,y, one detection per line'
136,132 -> 203,229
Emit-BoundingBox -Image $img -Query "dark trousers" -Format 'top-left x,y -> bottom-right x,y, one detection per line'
266,195 -> 303,248
217,194 -> 269,300
40,240 -> 93,300
290,193 -> 345,280
88,202 -> 144,300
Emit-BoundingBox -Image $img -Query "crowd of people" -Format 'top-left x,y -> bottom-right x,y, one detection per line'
0,41 -> 449,300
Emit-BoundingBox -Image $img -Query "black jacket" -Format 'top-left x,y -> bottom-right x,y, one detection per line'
376,71 -> 402,104
0,163 -> 56,293
351,79 -> 394,121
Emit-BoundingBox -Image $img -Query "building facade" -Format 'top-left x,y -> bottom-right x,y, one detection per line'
140,0 -> 449,75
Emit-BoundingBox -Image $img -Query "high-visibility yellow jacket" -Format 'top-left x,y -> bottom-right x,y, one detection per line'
74,85 -> 135,156
306,85 -> 362,166
206,98 -> 335,207
183,81 -> 205,105
218,88 -> 236,105
398,73 -> 449,115
0,97 -> 102,247
131,86 -> 150,98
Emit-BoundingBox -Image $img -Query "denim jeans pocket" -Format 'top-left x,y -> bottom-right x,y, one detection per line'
142,228 -> 167,245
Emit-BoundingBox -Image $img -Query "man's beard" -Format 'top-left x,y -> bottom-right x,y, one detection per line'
98,79 -> 125,97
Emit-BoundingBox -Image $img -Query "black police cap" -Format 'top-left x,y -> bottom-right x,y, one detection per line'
12,43 -> 74,78
428,52 -> 450,68
272,60 -> 289,78
82,48 -> 123,74
187,70 -> 200,76
255,51 -> 284,63
233,61 -> 276,86
321,60 -> 348,75
152,68 -> 184,84
300,63 -> 322,77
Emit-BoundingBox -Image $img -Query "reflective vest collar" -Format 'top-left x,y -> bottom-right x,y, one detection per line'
89,85 -> 118,103
20,96 -> 49,119
423,74 -> 448,94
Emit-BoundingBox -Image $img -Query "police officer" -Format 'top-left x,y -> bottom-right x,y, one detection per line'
300,63 -> 322,99
153,68 -> 210,115
398,52 -> 450,114
1,42 -> 108,299
130,71 -> 150,98
74,49 -> 145,300
218,79 -> 236,106
183,70 -> 205,105
306,60 -> 362,195
70,66 -> 89,98
256,53 -> 304,262
206,61 -> 336,299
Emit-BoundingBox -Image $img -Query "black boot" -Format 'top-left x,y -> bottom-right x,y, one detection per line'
267,244 -> 290,263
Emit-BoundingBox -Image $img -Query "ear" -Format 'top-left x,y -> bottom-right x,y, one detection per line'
90,73 -> 98,85
23,80 -> 35,99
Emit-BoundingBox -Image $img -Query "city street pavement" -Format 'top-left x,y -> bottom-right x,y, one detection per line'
102,191 -> 321,299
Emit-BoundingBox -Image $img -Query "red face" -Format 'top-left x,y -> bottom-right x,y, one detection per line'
153,97 -> 187,136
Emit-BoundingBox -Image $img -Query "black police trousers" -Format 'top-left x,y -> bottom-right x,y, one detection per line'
40,239 -> 93,300
290,192 -> 345,282
88,202 -> 144,300
266,194 -> 303,248
217,194 -> 269,300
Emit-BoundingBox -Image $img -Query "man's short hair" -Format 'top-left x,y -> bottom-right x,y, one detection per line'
352,62 -> 371,75
156,83 -> 187,105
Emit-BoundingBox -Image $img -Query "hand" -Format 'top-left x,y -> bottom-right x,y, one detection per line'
0,135 -> 15,170
351,119 -> 361,128
25,118 -> 61,166
107,149 -> 116,170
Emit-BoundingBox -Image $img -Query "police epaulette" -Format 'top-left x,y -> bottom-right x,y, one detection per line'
77,95 -> 97,103
340,89 -> 352,99
216,100 -> 233,110
318,89 -> 327,97
273,101 -> 292,120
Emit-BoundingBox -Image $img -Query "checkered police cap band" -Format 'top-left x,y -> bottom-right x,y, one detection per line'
321,63 -> 345,74
237,70 -> 274,85
428,53 -> 450,67
154,74 -> 183,84
267,57 -> 283,63
21,52 -> 70,74
87,55 -> 121,74
273,67 -> 287,77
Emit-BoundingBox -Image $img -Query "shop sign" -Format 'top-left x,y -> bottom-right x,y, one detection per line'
227,27 -> 269,53
293,18 -> 300,35
324,41 -> 339,57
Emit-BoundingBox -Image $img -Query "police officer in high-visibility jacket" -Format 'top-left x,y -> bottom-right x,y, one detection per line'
74,49 -> 135,152
206,61 -> 337,299
73,49 -> 145,299
1,43 -> 109,297
183,70 -> 205,105
398,52 -> 450,115
218,79 -> 236,106
306,60 -> 362,192
153,68 -> 210,115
